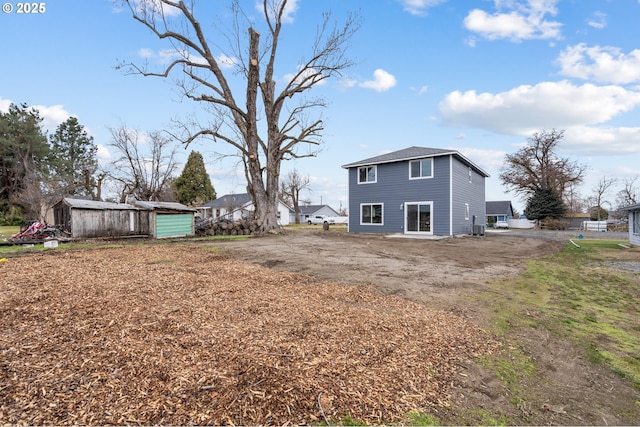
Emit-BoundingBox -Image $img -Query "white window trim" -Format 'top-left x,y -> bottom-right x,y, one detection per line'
409,158 -> 434,180
404,201 -> 434,235
465,203 -> 470,220
358,165 -> 377,184
633,211 -> 640,235
360,202 -> 384,225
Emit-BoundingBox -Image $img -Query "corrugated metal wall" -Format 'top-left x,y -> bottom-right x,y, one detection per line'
155,213 -> 194,238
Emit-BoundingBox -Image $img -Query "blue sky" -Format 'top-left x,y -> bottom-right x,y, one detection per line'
1,0 -> 639,214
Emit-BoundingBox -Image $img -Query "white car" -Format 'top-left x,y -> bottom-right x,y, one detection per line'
494,221 -> 509,229
307,215 -> 335,225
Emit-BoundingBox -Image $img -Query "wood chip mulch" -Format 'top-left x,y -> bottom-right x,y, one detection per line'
0,244 -> 499,425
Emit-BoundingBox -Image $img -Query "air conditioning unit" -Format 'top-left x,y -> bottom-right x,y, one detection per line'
473,224 -> 485,236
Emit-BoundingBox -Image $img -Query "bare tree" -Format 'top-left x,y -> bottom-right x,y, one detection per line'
500,129 -> 587,203
279,169 -> 310,224
108,126 -> 179,202
119,0 -> 360,233
616,176 -> 639,208
588,176 -> 617,221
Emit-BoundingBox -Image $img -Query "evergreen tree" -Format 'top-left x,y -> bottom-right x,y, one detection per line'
47,117 -> 102,199
0,103 -> 49,214
524,187 -> 566,220
173,151 -> 216,205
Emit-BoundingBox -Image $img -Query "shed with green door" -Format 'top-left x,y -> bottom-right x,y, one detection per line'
134,201 -> 196,238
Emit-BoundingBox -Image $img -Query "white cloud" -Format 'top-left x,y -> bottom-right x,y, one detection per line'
0,97 -> 11,112
257,0 -> 299,24
439,80 -> 640,135
411,85 -> 429,95
339,76 -> 358,90
463,0 -> 562,42
586,11 -> 607,29
563,126 -> 640,155
557,44 -> 640,85
360,69 -> 397,92
217,53 -> 238,69
32,104 -> 71,132
400,0 -> 448,16
284,65 -> 326,87
456,146 -> 507,173
134,0 -> 181,17
137,47 -> 220,67
96,144 -> 112,163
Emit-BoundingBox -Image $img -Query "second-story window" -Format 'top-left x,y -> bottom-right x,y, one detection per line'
409,158 -> 433,179
358,166 -> 376,183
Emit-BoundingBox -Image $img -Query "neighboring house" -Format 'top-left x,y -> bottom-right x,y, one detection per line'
52,198 -> 149,238
200,193 -> 291,226
134,201 -> 196,238
486,201 -> 514,226
293,204 -> 340,224
564,212 -> 591,230
342,146 -> 489,236
620,203 -> 640,246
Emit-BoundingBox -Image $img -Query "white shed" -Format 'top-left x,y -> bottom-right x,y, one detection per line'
621,203 -> 640,247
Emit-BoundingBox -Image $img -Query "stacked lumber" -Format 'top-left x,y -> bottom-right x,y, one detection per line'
196,219 -> 259,236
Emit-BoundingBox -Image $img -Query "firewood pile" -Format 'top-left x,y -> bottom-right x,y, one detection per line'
196,218 -> 259,236
0,245 -> 499,426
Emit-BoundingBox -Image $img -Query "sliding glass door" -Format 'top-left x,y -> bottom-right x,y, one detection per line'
405,202 -> 432,234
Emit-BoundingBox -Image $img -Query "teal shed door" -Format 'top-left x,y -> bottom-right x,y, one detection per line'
155,213 -> 193,238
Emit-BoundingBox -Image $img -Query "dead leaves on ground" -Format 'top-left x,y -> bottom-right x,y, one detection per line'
0,244 -> 498,425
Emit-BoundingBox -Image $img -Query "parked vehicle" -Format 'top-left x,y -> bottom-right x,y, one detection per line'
493,220 -> 509,229
307,215 -> 335,225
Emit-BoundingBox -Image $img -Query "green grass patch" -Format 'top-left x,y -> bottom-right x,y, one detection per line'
451,409 -> 511,426
405,411 -> 441,426
485,239 -> 640,390
0,225 -> 20,241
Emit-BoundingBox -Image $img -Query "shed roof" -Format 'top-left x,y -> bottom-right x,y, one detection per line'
134,201 -> 196,212
341,146 -> 490,177
620,203 -> 640,211
59,198 -> 142,210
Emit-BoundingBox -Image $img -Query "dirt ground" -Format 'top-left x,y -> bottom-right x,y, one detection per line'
212,228 -> 640,425
1,228 -> 639,425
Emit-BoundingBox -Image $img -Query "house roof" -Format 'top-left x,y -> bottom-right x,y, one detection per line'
201,193 -> 292,210
134,201 -> 196,212
297,205 -> 339,216
201,193 -> 252,209
341,146 -> 490,177
486,201 -> 513,216
59,198 -> 142,210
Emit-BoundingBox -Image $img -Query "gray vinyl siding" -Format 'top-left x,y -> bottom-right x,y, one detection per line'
348,156 -> 452,234
451,157 -> 486,235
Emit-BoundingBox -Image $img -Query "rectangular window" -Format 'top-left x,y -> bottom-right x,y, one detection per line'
409,159 -> 433,179
469,167 -> 472,183
634,211 -> 640,235
358,166 -> 376,183
361,203 -> 383,225
465,203 -> 470,220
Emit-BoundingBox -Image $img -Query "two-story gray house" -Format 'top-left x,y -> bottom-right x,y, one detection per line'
342,146 -> 489,236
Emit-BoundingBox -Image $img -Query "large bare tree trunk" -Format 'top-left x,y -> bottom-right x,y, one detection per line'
121,0 -> 359,234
